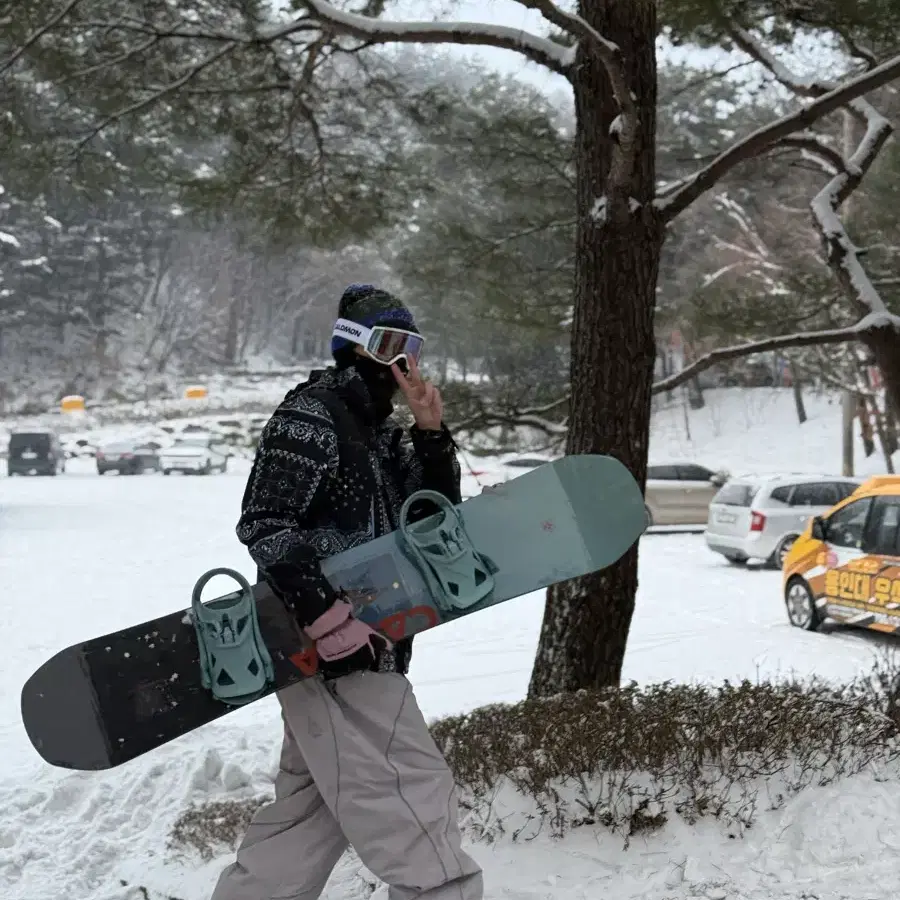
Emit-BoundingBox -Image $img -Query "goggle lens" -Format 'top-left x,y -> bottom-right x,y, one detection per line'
368,328 -> 424,365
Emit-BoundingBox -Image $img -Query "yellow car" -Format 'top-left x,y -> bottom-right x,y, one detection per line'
782,475 -> 900,634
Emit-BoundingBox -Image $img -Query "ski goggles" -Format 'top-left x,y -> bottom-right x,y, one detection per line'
332,318 -> 425,366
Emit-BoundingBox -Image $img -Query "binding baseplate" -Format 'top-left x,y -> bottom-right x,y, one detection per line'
190,567 -> 275,705
398,489 -> 496,615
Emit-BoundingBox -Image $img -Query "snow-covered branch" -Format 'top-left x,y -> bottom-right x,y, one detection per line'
511,1 -> 637,178
651,325 -> 872,395
727,25 -> 897,324
294,0 -> 575,76
807,109 -> 895,319
655,52 -> 900,222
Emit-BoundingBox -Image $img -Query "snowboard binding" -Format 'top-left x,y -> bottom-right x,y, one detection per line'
190,568 -> 275,706
398,489 -> 496,615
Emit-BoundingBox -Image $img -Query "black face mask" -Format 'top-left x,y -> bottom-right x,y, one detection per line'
352,356 -> 399,421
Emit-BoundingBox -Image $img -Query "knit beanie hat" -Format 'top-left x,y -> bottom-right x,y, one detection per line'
330,283 -> 419,361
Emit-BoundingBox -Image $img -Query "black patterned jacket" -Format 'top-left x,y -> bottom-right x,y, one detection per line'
236,365 -> 461,674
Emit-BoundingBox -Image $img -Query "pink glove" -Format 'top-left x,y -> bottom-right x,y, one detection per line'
303,600 -> 391,677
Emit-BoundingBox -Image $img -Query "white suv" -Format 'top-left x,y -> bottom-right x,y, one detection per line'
705,474 -> 862,568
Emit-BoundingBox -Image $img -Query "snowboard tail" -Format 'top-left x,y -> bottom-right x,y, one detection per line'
21,454 -> 646,771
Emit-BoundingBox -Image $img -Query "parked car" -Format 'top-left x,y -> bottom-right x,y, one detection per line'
644,463 -> 729,526
7,431 -> 66,476
159,433 -> 229,475
782,475 -> 900,634
705,474 -> 861,568
96,440 -> 162,475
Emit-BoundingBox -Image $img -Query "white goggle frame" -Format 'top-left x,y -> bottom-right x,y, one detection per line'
332,318 -> 425,366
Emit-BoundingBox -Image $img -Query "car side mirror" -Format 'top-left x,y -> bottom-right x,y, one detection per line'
811,516 -> 826,541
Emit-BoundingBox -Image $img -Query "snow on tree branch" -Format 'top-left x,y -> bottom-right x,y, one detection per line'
655,53 -> 900,222
724,23 -> 898,327
511,0 -> 635,143
807,112 -> 896,322
293,0 -> 576,76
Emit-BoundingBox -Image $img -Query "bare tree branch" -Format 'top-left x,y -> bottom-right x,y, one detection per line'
776,133 -> 844,172
63,35 -> 161,82
652,326 -> 868,394
0,0 -> 85,76
293,1 -> 575,76
450,393 -> 569,436
469,218 -> 577,263
69,44 -> 236,154
655,52 -> 900,222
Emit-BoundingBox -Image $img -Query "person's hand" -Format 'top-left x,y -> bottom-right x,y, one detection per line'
303,599 -> 391,679
392,357 -> 443,431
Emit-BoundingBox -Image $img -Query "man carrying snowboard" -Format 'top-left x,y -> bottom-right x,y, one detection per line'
211,285 -> 483,900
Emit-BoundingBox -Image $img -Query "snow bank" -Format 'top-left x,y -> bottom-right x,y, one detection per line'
3,384 -> 899,899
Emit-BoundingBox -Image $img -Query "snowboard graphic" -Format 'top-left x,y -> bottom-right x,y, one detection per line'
22,455 -> 646,771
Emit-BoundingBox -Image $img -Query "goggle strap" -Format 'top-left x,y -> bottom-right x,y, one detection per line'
332,318 -> 374,349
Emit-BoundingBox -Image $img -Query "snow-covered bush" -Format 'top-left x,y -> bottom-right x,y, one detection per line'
430,677 -> 900,844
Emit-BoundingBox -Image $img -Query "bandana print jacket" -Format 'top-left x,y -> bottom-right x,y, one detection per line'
236,365 -> 462,674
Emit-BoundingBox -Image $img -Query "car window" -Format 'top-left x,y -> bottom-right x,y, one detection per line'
864,496 -> 900,557
676,464 -> 714,481
713,483 -> 758,506
834,481 -> 860,500
790,482 -> 841,508
825,498 -> 873,550
769,486 -> 792,503
10,433 -> 50,449
647,465 -> 679,480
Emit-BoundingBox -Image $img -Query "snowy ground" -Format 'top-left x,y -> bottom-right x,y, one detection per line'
2,388 -> 899,900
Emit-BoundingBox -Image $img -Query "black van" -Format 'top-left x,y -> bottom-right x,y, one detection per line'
7,432 -> 66,476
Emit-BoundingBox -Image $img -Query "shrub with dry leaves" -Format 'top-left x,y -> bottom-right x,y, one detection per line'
168,656 -> 900,856
430,677 -> 900,842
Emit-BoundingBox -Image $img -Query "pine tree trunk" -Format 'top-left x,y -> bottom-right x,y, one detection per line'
528,0 -> 662,697
864,329 -> 900,435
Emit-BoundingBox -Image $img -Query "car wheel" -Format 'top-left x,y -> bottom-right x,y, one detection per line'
724,554 -> 747,567
785,577 -> 821,631
163,469 -> 171,476
772,535 -> 798,570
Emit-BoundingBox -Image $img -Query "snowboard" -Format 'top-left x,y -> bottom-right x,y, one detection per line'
21,454 -> 646,772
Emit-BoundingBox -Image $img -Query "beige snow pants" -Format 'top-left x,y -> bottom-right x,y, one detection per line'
210,671 -> 483,900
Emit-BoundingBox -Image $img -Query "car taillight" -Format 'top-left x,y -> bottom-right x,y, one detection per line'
750,511 -> 766,532
96,451 -> 104,459
122,453 -> 134,458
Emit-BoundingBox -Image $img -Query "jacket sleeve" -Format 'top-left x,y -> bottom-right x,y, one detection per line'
236,395 -> 340,628
399,422 -> 462,506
